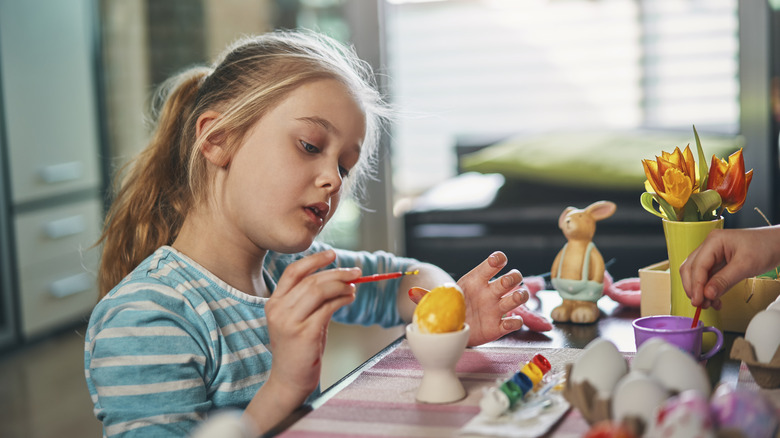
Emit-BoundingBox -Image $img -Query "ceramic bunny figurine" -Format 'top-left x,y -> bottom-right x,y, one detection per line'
550,200 -> 617,324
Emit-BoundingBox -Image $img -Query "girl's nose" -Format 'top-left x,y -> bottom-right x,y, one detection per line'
317,164 -> 343,193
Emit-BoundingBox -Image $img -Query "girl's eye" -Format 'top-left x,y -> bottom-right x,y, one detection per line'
300,140 -> 320,154
300,140 -> 351,178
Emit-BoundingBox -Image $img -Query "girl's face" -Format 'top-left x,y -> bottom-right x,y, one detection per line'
217,78 -> 367,255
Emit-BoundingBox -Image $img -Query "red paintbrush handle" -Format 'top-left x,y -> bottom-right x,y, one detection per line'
350,272 -> 404,284
691,306 -> 702,328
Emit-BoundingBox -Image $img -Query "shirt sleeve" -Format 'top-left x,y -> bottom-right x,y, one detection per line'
264,240 -> 421,327
85,284 -> 215,437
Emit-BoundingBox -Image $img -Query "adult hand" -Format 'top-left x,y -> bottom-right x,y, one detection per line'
680,226 -> 780,310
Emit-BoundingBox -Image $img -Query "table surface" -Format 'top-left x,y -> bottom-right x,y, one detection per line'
266,290 -> 747,437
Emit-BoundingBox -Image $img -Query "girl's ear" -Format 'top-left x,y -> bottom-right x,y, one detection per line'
196,110 -> 230,168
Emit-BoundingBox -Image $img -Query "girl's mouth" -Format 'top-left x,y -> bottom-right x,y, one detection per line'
305,202 -> 330,223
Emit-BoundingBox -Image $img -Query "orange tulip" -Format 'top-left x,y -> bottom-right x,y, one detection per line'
642,145 -> 698,209
706,148 -> 753,213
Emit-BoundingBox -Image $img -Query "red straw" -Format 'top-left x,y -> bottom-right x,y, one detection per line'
691,306 -> 702,328
350,270 -> 419,284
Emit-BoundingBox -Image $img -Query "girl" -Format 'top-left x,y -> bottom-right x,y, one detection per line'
85,30 -> 529,437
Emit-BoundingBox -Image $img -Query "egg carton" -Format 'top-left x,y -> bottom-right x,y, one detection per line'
561,363 -> 643,437
730,337 -> 780,389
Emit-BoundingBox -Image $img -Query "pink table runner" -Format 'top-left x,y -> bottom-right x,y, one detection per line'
279,342 -> 594,437
279,340 -> 778,437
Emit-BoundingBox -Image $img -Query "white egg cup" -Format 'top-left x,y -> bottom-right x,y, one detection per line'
405,323 -> 470,404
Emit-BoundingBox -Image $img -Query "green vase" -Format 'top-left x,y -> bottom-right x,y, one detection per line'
662,218 -> 724,349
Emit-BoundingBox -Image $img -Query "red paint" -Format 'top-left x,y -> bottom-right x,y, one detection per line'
532,354 -> 551,374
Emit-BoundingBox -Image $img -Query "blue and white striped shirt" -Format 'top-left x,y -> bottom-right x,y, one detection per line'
85,242 -> 417,437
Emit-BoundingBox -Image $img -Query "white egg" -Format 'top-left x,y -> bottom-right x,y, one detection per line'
649,344 -> 711,397
645,391 -> 715,438
570,338 -> 628,398
744,310 -> 780,363
767,295 -> 780,312
632,337 -> 669,374
611,372 -> 670,428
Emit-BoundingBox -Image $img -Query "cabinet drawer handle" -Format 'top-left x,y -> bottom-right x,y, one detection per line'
49,272 -> 92,298
44,215 -> 86,239
39,161 -> 83,183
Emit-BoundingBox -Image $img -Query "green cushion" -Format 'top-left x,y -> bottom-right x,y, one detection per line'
460,130 -> 744,190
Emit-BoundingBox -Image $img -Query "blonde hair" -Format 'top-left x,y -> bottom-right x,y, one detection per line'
97,30 -> 389,297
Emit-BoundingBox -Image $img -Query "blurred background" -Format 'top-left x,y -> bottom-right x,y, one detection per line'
0,0 -> 777,436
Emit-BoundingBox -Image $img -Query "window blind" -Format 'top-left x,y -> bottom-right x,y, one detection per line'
383,0 -> 739,197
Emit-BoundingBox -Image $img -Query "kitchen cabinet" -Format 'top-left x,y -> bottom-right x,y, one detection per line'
0,0 -> 104,343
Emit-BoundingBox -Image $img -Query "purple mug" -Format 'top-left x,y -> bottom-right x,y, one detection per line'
633,315 -> 724,362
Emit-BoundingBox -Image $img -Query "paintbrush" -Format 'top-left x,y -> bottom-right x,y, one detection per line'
691,306 -> 702,328
351,270 -> 419,284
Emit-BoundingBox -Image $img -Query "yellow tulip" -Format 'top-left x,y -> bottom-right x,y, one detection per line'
706,148 -> 753,213
661,168 -> 694,208
642,145 -> 698,209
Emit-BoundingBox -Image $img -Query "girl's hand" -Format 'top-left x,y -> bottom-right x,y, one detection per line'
458,251 -> 529,346
262,250 -> 360,407
409,251 -> 529,346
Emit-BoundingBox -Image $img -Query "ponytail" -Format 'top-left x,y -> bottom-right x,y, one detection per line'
97,67 -> 209,298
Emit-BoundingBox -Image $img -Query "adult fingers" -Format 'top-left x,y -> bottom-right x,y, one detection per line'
681,245 -> 722,307
679,248 -> 698,300
703,261 -> 748,303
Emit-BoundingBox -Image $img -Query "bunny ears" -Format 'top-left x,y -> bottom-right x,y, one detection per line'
558,200 -> 617,229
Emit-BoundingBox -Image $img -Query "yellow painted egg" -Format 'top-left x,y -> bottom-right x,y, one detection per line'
413,283 -> 466,334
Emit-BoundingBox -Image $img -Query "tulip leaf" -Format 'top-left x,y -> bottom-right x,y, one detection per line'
657,196 -> 678,221
693,125 -> 709,190
640,192 -> 676,220
640,192 -> 665,219
690,190 -> 721,220
681,199 -> 700,221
